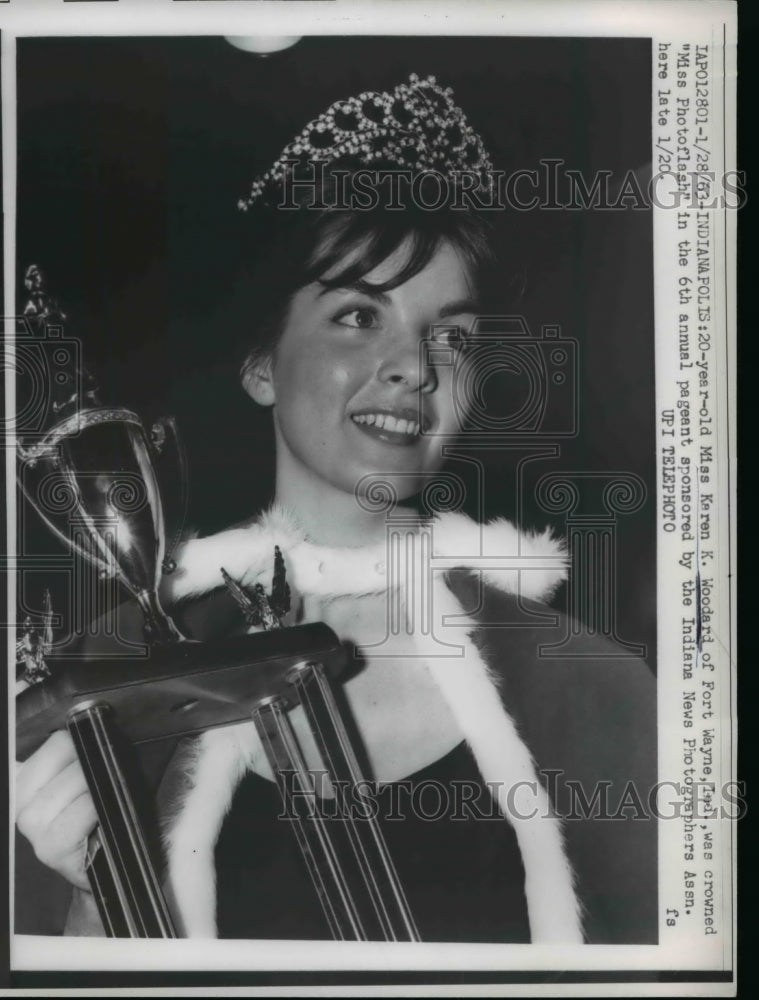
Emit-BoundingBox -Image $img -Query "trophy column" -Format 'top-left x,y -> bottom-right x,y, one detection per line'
251,662 -> 420,943
68,703 -> 177,938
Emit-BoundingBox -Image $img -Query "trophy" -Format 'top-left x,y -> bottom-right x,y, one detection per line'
17,266 -> 187,651
14,267 -> 415,942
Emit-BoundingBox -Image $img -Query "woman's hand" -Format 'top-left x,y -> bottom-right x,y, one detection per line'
15,730 -> 98,892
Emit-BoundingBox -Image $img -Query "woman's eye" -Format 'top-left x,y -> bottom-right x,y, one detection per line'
433,325 -> 468,351
335,307 -> 379,330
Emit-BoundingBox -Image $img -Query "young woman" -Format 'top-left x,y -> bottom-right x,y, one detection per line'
16,74 -> 656,944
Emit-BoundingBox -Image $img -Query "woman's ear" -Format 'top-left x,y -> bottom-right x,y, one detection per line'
241,354 -> 276,407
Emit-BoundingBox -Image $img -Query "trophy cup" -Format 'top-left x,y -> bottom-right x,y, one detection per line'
15,267 -> 415,942
17,266 -> 187,649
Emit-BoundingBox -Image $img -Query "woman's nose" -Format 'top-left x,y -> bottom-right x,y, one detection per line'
376,335 -> 437,392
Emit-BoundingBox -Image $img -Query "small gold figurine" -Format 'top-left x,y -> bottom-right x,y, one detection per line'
16,589 -> 54,687
221,546 -> 291,631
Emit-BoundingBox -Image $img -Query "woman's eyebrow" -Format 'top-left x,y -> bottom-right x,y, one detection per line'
316,282 -> 392,305
315,285 -> 480,316
437,297 -> 480,318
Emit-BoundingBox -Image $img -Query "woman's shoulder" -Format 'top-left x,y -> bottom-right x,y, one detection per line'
448,568 -> 655,691
446,571 -> 658,944
446,568 -> 656,792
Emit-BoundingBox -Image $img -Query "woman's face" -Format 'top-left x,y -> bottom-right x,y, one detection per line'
249,238 -> 479,505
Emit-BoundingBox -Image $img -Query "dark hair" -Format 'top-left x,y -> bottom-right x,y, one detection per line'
232,170 -> 497,379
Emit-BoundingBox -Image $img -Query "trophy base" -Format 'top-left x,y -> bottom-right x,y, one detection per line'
16,623 -> 345,761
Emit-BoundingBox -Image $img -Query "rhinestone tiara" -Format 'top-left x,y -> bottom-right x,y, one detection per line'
238,73 -> 495,210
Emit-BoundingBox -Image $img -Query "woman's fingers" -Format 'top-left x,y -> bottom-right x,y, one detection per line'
15,730 -> 79,818
16,758 -> 90,838
17,785 -> 98,891
36,793 -> 98,891
15,730 -> 97,890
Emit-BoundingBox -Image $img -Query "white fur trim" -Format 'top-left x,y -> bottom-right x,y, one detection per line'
423,575 -> 583,942
161,506 -> 576,940
163,723 -> 267,938
165,505 -> 567,606
163,506 -> 305,603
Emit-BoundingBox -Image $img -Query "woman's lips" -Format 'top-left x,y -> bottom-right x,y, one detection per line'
349,409 -> 429,447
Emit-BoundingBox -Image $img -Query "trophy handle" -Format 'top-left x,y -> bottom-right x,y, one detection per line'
147,417 -> 189,576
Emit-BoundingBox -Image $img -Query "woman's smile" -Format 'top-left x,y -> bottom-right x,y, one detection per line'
350,406 -> 428,446
248,238 -> 479,508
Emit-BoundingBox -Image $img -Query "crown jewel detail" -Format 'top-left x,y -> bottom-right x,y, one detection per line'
238,73 -> 494,210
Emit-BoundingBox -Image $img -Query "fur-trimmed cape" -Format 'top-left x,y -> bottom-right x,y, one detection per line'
159,505 -> 587,943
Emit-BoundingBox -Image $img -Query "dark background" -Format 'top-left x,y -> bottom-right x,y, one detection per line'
15,35 -> 656,669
